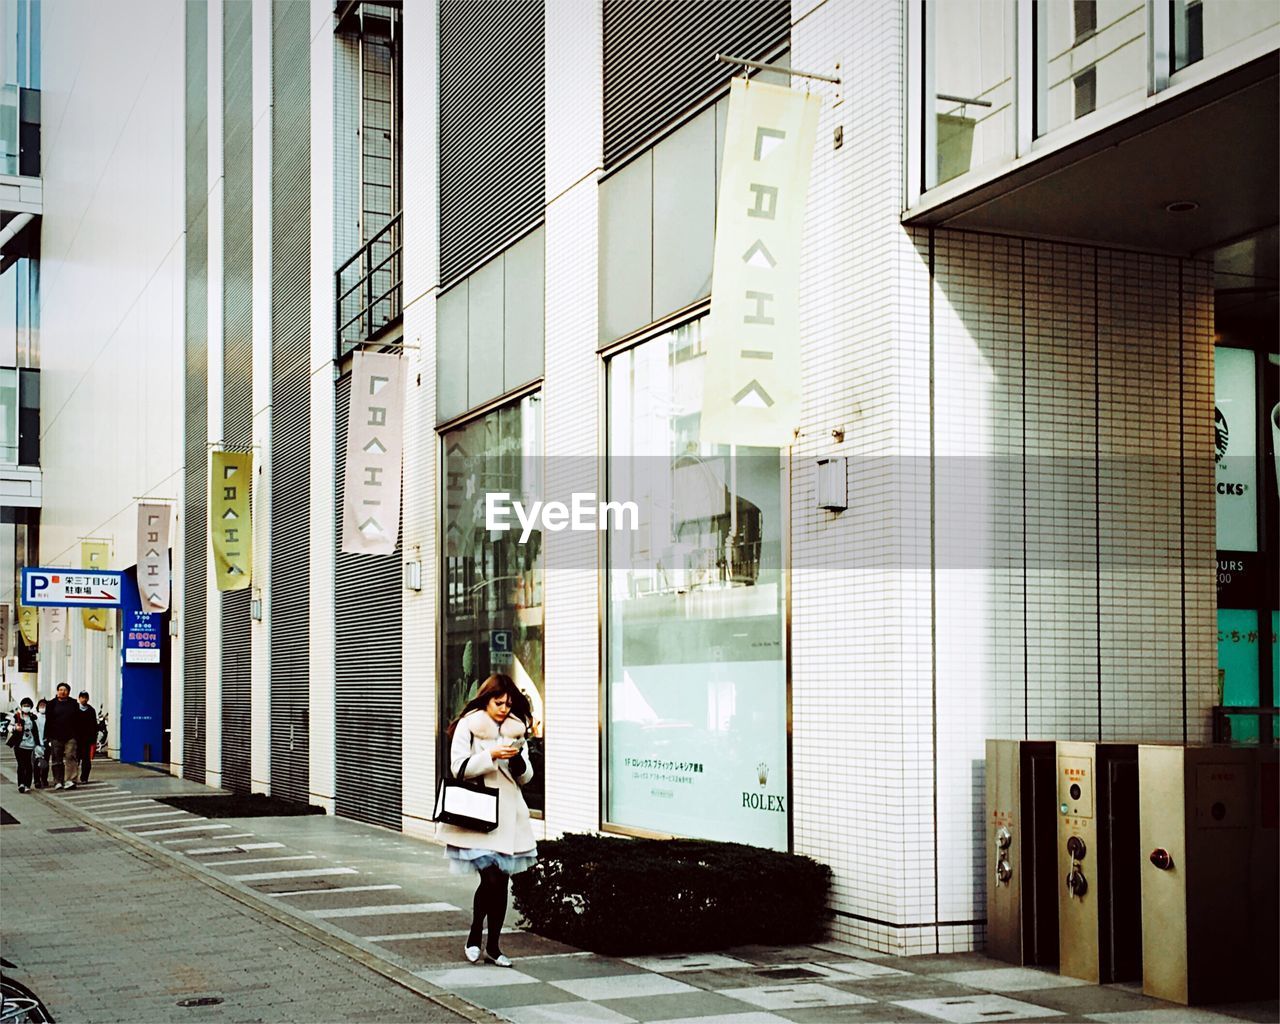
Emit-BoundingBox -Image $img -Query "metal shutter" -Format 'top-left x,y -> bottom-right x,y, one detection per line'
438,0 -> 544,285
334,374 -> 403,830
603,0 -> 790,169
221,0 -> 253,795
269,0 -> 311,804
183,0 -> 208,785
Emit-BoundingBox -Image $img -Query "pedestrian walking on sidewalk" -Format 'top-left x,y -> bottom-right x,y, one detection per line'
7,697 -> 41,792
33,699 -> 49,788
437,674 -> 538,969
75,692 -> 97,783
43,683 -> 80,789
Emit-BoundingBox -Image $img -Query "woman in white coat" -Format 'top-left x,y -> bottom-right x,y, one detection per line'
437,673 -> 537,967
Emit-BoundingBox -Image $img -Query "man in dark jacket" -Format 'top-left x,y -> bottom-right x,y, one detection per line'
76,691 -> 98,784
43,683 -> 80,789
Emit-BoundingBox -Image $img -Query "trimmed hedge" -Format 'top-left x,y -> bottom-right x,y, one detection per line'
511,833 -> 832,954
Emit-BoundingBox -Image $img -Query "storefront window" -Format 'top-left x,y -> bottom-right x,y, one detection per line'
605,317 -> 787,850
441,394 -> 545,812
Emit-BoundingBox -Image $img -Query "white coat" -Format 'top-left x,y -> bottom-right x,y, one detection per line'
435,709 -> 535,856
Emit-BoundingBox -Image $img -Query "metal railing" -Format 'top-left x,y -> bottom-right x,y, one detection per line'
335,212 -> 402,359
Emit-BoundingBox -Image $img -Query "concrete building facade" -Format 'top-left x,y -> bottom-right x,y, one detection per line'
26,0 -> 1278,956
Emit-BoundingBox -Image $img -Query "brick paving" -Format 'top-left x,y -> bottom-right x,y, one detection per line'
0,772 -> 476,1024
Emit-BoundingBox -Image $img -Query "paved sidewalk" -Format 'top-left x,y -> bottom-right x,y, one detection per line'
0,766 -> 479,1023
4,759 -> 1277,1024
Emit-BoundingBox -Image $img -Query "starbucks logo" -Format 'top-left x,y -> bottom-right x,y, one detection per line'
1214,406 -> 1229,464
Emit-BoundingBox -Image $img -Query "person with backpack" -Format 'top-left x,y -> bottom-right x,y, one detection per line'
6,697 -> 41,792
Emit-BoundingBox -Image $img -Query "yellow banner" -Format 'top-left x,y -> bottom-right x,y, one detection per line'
17,602 -> 38,646
81,540 -> 110,631
702,78 -> 821,448
212,450 -> 253,591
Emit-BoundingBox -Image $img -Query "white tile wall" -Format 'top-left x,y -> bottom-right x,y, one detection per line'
400,0 -> 441,840
541,0 -> 604,838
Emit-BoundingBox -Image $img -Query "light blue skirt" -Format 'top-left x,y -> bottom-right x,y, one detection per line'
445,844 -> 538,876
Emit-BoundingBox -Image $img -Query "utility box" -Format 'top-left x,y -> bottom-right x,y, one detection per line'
986,739 -> 1059,966
1056,741 -> 1142,984
1138,745 -> 1279,1005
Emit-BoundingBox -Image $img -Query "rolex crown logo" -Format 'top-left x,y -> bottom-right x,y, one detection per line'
757,762 -> 769,786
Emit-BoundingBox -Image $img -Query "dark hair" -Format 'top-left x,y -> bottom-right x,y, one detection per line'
55,683 -> 70,693
19,697 -> 32,708
446,674 -> 532,740
79,691 -> 90,699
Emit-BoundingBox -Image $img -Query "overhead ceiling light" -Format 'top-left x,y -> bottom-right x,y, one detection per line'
1165,200 -> 1200,213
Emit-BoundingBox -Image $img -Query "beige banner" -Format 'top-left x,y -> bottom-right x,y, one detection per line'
702,78 -> 821,449
212,451 -> 253,590
81,540 -> 111,631
18,602 -> 37,646
41,606 -> 67,682
342,350 -> 405,555
137,502 -> 172,612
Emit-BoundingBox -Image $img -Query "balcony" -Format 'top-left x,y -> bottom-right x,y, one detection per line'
335,211 -> 402,360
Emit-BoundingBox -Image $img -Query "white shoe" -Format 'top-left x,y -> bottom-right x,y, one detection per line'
464,945 -> 481,963
53,782 -> 64,790
64,781 -> 76,789
18,785 -> 26,793
485,953 -> 513,968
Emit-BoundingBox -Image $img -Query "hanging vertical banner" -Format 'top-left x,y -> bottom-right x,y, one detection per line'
81,540 -> 111,630
211,451 -> 253,590
41,606 -> 67,682
136,502 -> 172,611
0,602 -> 8,656
342,350 -> 405,555
17,602 -> 38,646
702,77 -> 821,449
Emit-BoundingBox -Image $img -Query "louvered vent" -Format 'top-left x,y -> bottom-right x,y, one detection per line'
603,0 -> 790,168
438,0 -> 545,285
220,0 -> 253,796
334,374 -> 403,830
183,0 -> 209,784
270,0 -> 311,804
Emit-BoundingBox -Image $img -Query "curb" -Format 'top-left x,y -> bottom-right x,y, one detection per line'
14,773 -> 502,1024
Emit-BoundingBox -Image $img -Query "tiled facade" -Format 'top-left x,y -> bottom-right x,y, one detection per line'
35,0 -> 1238,959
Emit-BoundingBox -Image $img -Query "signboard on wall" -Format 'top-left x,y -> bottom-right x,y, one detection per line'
1215,347 -> 1257,552
123,609 -> 162,665
21,568 -> 124,608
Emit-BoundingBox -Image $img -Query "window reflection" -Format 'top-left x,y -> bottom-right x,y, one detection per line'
441,394 -> 544,812
606,317 -> 787,850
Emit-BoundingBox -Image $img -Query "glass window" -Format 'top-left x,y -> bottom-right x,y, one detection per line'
605,317 -> 788,850
927,1 -> 1016,189
1035,1 -> 1146,139
441,393 -> 545,813
0,366 -> 16,463
1171,0 -> 1278,76
1074,1 -> 1098,40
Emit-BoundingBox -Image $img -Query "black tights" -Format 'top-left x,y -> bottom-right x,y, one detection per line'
467,865 -> 509,956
